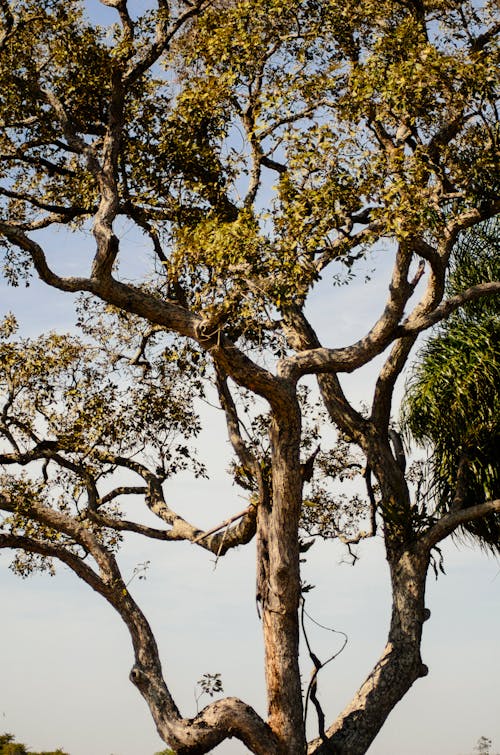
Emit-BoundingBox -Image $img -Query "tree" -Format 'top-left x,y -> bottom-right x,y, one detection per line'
0,732 -> 69,755
0,1 -> 499,754
473,736 -> 500,755
0,734 -> 26,755
403,217 -> 500,550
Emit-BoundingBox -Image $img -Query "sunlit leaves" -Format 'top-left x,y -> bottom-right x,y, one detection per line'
1,0 -> 498,330
0,306 -> 208,573
0,1 -> 109,224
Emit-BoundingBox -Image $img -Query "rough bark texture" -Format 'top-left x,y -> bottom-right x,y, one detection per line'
260,397 -> 306,754
309,548 -> 430,755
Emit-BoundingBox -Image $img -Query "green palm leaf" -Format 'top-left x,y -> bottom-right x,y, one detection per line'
402,218 -> 500,551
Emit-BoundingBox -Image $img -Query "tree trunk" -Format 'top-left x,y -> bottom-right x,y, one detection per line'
309,547 -> 430,755
258,400 -> 306,754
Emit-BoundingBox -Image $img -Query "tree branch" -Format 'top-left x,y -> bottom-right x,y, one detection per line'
0,185 -> 91,218
398,281 -> 500,336
214,364 -> 257,473
0,519 -> 277,754
280,246 -> 415,380
421,499 -> 500,551
122,1 -> 209,88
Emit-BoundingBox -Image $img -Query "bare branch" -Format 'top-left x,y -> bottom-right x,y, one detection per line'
128,326 -> 164,367
86,512 -> 173,540
398,281 -> 500,336
280,246 -> 415,380
98,486 -> 148,506
371,257 -> 426,429
192,505 -> 254,544
281,305 -> 366,441
260,155 -> 287,174
90,451 -> 256,554
214,365 -> 257,472
421,499 -> 500,551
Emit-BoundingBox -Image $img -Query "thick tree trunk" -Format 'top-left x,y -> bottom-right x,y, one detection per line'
258,400 -> 306,754
309,547 -> 430,755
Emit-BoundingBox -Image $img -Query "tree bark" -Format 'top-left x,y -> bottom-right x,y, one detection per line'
309,546 -> 429,755
259,395 -> 306,754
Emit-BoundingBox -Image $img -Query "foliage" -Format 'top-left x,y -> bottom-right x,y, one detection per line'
0,312 -> 207,574
0,733 -> 69,755
402,218 -> 500,551
473,736 -> 500,755
195,673 -> 224,712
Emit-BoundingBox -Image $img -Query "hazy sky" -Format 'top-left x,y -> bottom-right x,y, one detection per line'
1,4 -> 499,754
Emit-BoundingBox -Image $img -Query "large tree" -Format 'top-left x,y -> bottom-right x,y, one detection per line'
0,1 -> 499,753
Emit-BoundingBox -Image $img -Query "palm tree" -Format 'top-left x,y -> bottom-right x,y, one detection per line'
402,217 -> 500,550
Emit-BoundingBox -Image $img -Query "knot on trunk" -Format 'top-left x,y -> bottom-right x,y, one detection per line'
418,663 -> 429,678
129,665 -> 148,689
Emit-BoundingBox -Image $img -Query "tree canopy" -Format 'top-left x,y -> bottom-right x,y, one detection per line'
0,1 -> 499,754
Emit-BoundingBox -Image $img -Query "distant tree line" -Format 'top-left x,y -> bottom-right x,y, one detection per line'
0,732 -> 69,755
0,733 -> 176,755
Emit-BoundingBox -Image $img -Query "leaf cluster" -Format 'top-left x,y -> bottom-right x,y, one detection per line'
2,0 -> 497,328
0,309 -> 207,572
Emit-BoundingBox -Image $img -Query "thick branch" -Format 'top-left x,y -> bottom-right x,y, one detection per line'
0,515 -> 277,754
1,222 -> 294,414
90,451 -> 255,554
0,222 -> 95,292
370,256 -> 425,428
398,281 -> 500,336
281,305 -> 366,441
280,246 -> 414,380
308,548 -> 429,755
421,499 -> 500,551
168,697 -> 281,755
371,337 -> 417,430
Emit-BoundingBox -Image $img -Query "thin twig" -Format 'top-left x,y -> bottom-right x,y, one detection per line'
301,597 -> 348,741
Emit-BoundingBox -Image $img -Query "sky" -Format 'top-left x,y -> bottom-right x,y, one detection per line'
1,4 -> 499,755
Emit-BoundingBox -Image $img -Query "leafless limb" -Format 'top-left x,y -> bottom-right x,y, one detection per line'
192,505 -> 254,544
421,499 -> 500,551
398,281 -> 500,336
